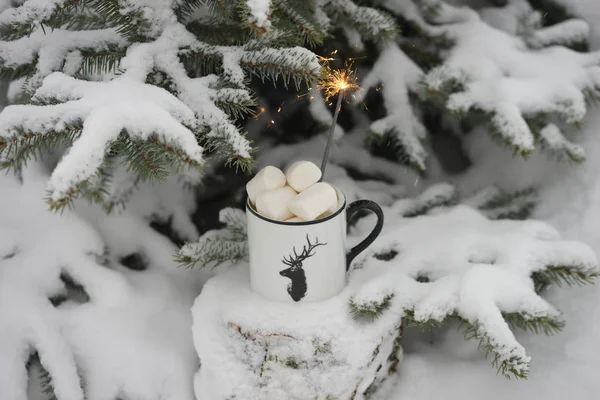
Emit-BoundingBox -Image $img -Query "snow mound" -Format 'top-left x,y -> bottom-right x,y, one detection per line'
0,164 -> 206,400
192,265 -> 403,400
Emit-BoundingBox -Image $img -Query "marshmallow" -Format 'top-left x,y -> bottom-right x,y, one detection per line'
246,166 -> 286,204
317,202 -> 340,219
285,161 -> 322,192
288,182 -> 337,221
256,186 -> 297,221
284,216 -> 304,223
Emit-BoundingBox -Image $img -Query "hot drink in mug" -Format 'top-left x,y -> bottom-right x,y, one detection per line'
246,184 -> 383,303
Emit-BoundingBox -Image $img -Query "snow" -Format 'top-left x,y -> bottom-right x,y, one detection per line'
527,19 -> 590,48
386,105 -> 600,400
3,0 -> 600,399
397,0 -> 600,156
0,0 -> 66,25
0,161 -> 209,400
355,44 -> 427,171
384,4 -> 600,397
192,265 -> 403,400
186,187 -> 597,394
351,203 -> 595,373
325,0 -> 396,38
0,72 -> 205,201
538,123 -> 585,161
1,0 -> 328,202
245,0 -> 272,28
0,28 -> 124,77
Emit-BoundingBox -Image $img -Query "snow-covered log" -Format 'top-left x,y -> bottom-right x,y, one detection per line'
192,266 -> 403,400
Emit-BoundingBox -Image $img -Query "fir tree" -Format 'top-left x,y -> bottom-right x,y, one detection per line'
253,0 -> 600,174
0,0 -> 395,210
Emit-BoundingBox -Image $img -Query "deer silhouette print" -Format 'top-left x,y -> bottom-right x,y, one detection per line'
280,234 -> 327,302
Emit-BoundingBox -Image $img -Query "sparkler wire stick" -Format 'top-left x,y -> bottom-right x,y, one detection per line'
319,90 -> 344,181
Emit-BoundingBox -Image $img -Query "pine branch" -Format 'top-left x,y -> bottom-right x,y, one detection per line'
366,129 -> 427,172
532,264 -> 600,293
239,47 -> 322,89
181,41 -> 321,89
583,86 -> 600,107
419,67 -> 468,104
402,183 -> 459,217
176,235 -> 248,268
176,207 -> 248,268
79,164 -> 113,206
25,353 -> 59,400
47,4 -> 108,31
194,0 -> 233,17
0,121 -> 83,171
45,133 -> 203,212
186,19 -> 253,46
0,57 -> 38,81
533,122 -> 585,164
524,19 -> 589,51
211,86 -> 257,119
477,187 -> 537,220
272,0 -> 325,47
39,362 -> 58,400
374,305 -> 564,380
324,0 -> 398,42
201,128 -> 256,173
403,309 -> 454,329
465,108 -> 535,159
114,134 -> 203,183
0,0 -> 142,42
502,312 -> 564,335
458,319 -> 529,380
43,0 -> 91,30
349,294 -> 394,321
46,170 -> 108,212
0,21 -> 34,41
175,0 -> 207,20
179,45 -> 225,77
86,0 -> 149,41
220,206 -> 247,236
79,46 -> 126,76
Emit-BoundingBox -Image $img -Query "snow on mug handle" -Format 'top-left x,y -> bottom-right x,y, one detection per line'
345,199 -> 384,271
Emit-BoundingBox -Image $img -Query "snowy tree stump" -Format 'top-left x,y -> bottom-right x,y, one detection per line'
192,266 -> 403,400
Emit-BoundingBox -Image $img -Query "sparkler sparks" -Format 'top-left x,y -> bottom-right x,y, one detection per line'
317,58 -> 360,180
317,62 -> 359,102
253,107 -> 266,119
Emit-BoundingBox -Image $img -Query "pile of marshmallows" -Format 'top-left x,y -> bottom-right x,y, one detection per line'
247,161 -> 338,222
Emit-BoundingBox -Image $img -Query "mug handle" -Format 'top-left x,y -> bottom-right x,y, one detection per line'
346,200 -> 384,271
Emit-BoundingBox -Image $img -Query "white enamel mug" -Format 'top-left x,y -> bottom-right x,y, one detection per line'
246,185 -> 384,303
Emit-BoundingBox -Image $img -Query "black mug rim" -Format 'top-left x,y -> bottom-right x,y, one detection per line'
245,185 -> 347,226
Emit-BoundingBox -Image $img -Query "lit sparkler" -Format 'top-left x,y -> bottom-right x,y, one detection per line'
317,60 -> 359,181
